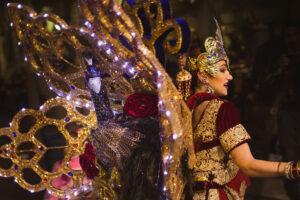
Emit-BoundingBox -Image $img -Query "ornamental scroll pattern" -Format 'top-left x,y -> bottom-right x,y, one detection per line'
8,3 -> 134,114
123,0 -> 191,64
7,1 -> 195,199
0,97 -> 97,198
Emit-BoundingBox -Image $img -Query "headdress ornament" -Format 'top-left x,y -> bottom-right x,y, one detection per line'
186,18 -> 229,77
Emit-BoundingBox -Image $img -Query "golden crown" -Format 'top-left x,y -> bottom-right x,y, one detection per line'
186,19 -> 229,77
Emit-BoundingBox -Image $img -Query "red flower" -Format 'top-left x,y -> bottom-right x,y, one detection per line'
123,93 -> 158,117
79,142 -> 99,179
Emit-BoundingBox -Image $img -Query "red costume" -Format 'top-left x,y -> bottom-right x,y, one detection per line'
185,92 -> 251,200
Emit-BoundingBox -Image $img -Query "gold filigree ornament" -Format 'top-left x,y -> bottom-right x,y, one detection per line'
0,97 -> 97,198
77,1 -> 195,197
122,0 -> 184,55
7,1 -> 195,199
7,3 -> 134,114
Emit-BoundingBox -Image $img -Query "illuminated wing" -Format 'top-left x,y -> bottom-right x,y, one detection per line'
7,0 -> 195,199
0,97 -> 97,198
7,3 -> 134,113
78,0 -> 195,199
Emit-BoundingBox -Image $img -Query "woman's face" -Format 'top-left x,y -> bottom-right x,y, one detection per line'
208,60 -> 233,96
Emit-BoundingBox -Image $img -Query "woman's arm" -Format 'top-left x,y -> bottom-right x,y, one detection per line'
230,143 -> 287,177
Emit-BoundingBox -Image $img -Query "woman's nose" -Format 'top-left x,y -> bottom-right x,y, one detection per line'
228,73 -> 233,80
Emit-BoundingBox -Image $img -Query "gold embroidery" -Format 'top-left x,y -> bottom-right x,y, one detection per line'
192,189 -> 219,200
192,99 -> 239,185
224,186 -> 240,200
191,99 -> 250,199
193,99 -> 222,141
239,181 -> 247,199
219,124 -> 251,153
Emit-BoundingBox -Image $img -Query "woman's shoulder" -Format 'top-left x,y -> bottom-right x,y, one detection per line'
216,99 -> 241,135
186,92 -> 219,111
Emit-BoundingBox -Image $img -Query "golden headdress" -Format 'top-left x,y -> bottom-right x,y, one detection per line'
186,18 -> 229,77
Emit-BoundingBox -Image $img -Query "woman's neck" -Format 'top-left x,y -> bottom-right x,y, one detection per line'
194,85 -> 206,94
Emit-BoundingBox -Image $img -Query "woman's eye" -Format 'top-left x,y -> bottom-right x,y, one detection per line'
220,69 -> 226,73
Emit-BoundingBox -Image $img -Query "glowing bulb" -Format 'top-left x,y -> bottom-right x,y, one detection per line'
18,42 -> 21,46
122,62 -> 128,68
10,22 -> 13,27
114,56 -> 118,61
166,111 -> 170,116
163,186 -> 167,191
29,13 -> 34,18
37,73 -> 40,76
24,56 -> 28,61
157,83 -> 162,88
21,108 -> 25,111
66,95 -> 71,101
61,24 -> 66,29
164,171 -> 168,175
73,190 -> 79,196
30,190 -> 34,193
157,71 -> 162,76
116,11 -> 121,16
49,87 -> 53,90
40,105 -> 44,110
91,33 -> 95,37
84,21 -> 90,27
83,185 -> 89,191
129,68 -> 135,74
97,40 -> 104,46
159,101 -> 163,105
80,28 -> 84,33
54,24 -> 61,30
43,13 -> 48,18
17,4 -> 22,9
172,134 -> 178,140
7,3 -> 11,7
131,32 -> 136,37
106,49 -> 111,54
9,122 -> 12,126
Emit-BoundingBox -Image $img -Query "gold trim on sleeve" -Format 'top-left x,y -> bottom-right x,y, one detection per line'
219,124 -> 251,153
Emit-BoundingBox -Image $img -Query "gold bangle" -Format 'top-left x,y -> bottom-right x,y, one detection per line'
277,162 -> 281,176
290,161 -> 295,179
284,161 -> 292,179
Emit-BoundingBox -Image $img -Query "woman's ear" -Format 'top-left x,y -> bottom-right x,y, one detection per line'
197,71 -> 208,84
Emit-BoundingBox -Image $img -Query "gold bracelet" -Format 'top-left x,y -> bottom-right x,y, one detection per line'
284,161 -> 292,179
290,161 -> 295,179
277,162 -> 281,176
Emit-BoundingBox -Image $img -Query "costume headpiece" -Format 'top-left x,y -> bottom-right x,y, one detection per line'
186,18 -> 229,77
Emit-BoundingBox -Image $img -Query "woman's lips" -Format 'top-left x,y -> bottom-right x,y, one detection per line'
224,83 -> 228,89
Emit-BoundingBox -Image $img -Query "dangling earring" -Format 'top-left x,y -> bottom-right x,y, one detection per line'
200,76 -> 214,94
176,54 -> 192,100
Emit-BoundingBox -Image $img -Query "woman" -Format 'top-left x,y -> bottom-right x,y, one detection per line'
180,31 -> 300,200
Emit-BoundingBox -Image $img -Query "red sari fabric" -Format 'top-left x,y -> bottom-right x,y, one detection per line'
185,92 -> 251,200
